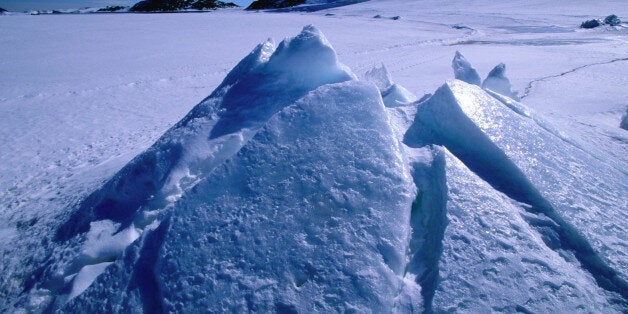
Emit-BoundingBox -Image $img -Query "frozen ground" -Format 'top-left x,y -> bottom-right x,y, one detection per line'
0,0 -> 627,312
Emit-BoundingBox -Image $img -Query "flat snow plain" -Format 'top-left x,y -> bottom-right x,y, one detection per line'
0,0 -> 627,311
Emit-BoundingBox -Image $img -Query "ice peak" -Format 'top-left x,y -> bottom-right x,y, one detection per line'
482,63 -> 519,101
209,38 -> 276,98
365,63 -> 393,91
301,24 -> 324,37
364,63 -> 416,107
452,51 -> 481,86
274,24 -> 331,56
487,63 -> 506,77
266,25 -> 355,90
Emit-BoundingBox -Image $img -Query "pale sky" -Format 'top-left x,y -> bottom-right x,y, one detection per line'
0,0 -> 253,11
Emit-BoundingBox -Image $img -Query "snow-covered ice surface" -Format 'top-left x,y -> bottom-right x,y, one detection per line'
1,0 -> 627,312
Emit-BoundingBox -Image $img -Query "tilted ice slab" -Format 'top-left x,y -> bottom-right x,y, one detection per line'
24,25 -> 363,310
409,147 -> 618,312
66,80 -> 421,312
405,80 -> 628,304
157,81 -> 419,312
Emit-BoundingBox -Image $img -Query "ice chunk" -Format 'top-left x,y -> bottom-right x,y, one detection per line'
47,26 -> 421,312
67,262 -> 113,301
154,81 -> 420,312
42,25 -> 357,309
381,84 -> 417,107
79,220 -> 140,264
66,81 -> 422,312
451,51 -> 481,86
426,148 -> 618,312
621,108 -> 628,130
405,80 -> 628,300
365,63 -> 393,91
482,63 -> 519,100
365,64 -> 416,107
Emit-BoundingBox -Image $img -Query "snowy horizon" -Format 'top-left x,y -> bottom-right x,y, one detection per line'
0,0 -> 254,11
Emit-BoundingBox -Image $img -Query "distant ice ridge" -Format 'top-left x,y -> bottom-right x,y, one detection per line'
15,27 -> 627,313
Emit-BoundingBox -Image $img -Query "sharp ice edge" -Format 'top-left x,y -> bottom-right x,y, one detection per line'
486,90 -> 574,145
404,80 -> 628,303
487,89 -> 628,177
